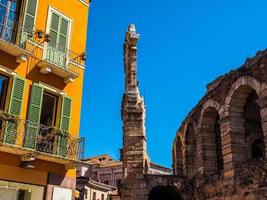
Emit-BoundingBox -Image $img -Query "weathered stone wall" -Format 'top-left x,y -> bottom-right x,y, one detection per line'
172,49 -> 267,199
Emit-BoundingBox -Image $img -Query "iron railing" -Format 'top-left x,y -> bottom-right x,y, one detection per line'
0,17 -> 33,50
0,111 -> 85,160
43,42 -> 84,77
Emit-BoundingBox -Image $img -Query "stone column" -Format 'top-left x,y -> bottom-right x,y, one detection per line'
219,115 -> 234,180
257,96 -> 267,158
219,104 -> 247,182
195,125 -> 205,181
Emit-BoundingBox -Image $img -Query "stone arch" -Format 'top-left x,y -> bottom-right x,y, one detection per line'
199,99 -> 222,125
148,185 -> 183,200
199,104 -> 224,178
225,77 -> 265,163
184,123 -> 197,178
225,76 -> 262,106
174,136 -> 183,176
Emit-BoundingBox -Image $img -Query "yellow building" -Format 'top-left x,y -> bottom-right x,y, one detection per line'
0,0 -> 89,199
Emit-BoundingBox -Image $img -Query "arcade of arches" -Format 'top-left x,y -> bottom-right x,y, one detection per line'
172,50 -> 267,199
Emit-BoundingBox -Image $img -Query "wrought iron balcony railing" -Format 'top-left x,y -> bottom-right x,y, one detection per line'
42,43 -> 83,77
0,111 -> 85,160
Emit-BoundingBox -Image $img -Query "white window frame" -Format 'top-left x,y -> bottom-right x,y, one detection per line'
79,0 -> 90,7
43,6 -> 72,67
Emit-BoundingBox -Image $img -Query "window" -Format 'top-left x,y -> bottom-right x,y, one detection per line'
40,92 -> 58,127
18,189 -> 31,200
49,12 -> 69,52
46,9 -> 71,67
0,0 -> 37,45
92,192 -> 96,200
104,180 -> 109,185
0,0 -> 21,42
0,74 -> 9,111
37,91 -> 58,153
101,194 -> 104,200
84,189 -> 88,199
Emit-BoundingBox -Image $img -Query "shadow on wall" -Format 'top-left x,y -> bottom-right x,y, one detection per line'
148,185 -> 183,200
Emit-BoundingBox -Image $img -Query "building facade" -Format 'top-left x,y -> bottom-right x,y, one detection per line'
0,0 -> 89,199
120,24 -> 267,200
76,162 -> 117,200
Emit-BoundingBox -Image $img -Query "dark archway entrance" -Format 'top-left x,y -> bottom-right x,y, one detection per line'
148,185 -> 183,200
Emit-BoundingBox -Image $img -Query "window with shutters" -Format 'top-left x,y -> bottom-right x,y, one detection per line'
0,0 -> 37,46
46,9 -> 71,68
25,84 -> 72,157
0,74 -> 9,111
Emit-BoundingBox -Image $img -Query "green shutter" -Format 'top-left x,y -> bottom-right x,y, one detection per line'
8,77 -> 25,116
20,0 -> 38,46
4,77 -> 26,144
58,96 -> 72,157
24,84 -> 43,149
60,96 -> 72,131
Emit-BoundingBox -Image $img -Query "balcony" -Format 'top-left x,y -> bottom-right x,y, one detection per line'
0,111 -> 85,164
0,18 -> 33,63
38,44 -> 84,83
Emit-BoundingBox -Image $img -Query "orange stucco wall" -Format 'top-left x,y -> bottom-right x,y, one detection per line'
0,0 -> 89,184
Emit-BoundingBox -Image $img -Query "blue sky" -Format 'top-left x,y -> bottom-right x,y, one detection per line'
80,0 -> 267,167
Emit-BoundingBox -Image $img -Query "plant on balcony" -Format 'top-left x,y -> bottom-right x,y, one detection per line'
39,126 -> 70,157
0,110 -> 20,144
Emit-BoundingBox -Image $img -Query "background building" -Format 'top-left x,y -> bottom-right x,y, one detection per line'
76,162 -> 117,200
76,154 -> 172,200
86,155 -> 171,187
0,0 -> 90,199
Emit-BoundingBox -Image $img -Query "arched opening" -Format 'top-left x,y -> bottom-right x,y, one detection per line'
201,107 -> 223,176
148,185 -> 183,200
175,137 -> 183,176
243,90 -> 265,159
185,123 -> 196,178
229,86 -> 265,162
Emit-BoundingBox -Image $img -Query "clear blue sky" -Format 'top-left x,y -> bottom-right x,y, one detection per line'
80,0 -> 267,168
